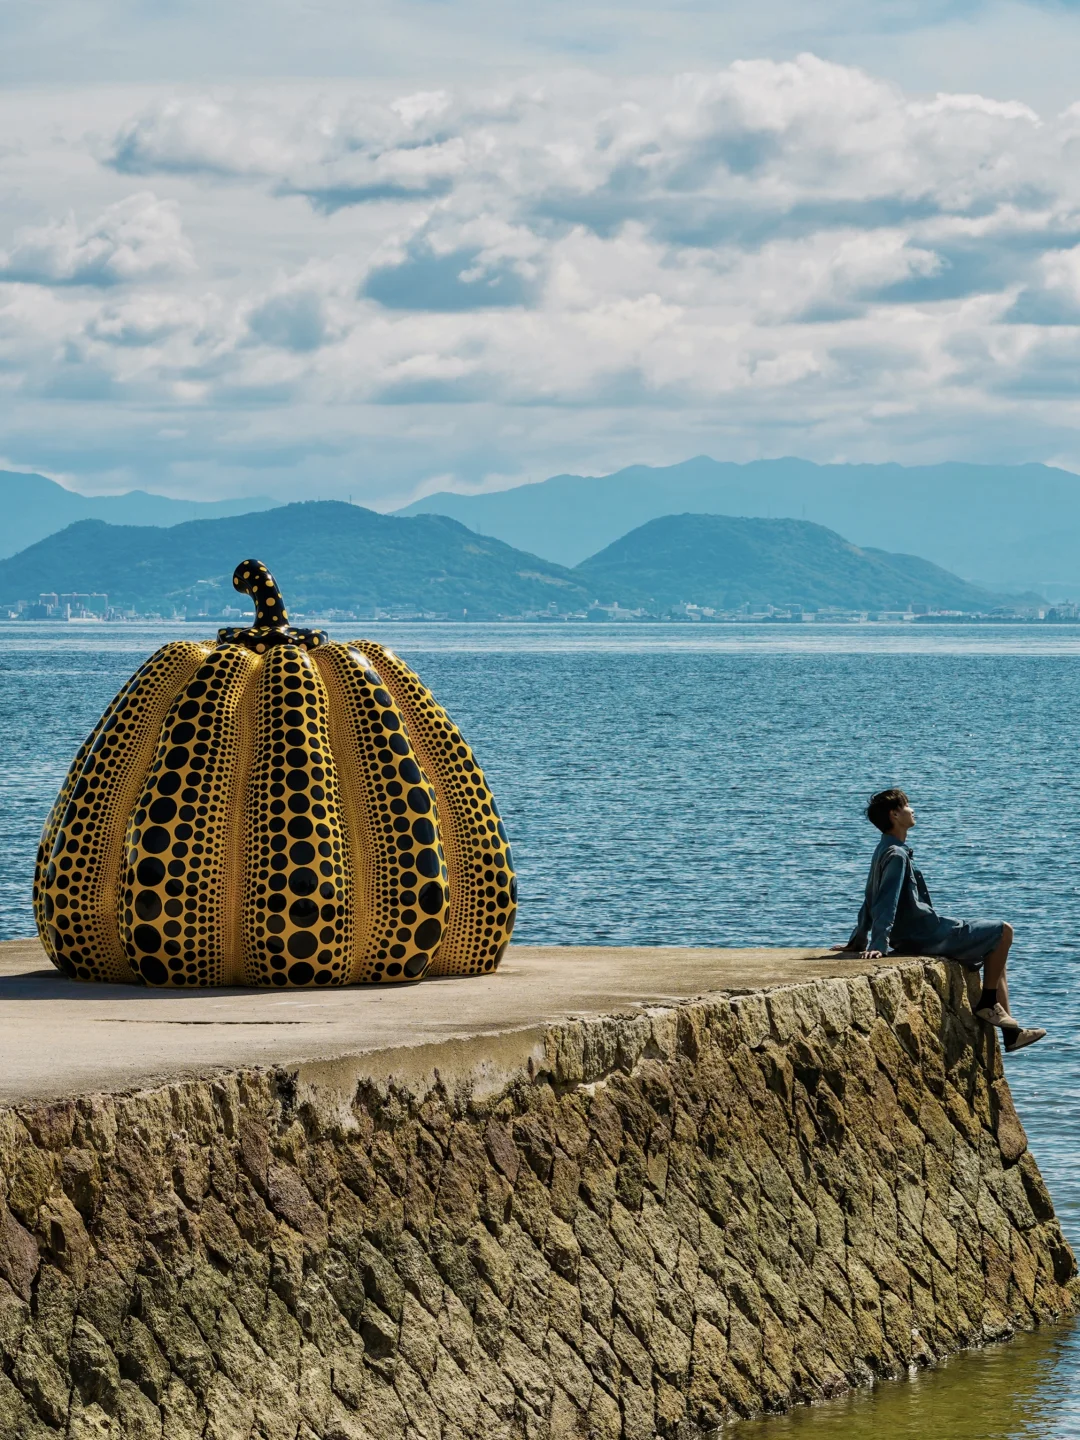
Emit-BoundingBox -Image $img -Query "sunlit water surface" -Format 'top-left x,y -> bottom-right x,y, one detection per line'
2,621 -> 1078,1434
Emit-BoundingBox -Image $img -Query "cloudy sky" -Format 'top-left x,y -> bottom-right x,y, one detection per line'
5,1 -> 1080,507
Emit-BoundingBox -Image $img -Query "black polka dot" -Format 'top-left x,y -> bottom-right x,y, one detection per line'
134,891 -> 161,921
418,881 -> 443,915
416,849 -> 440,878
289,898 -> 319,927
136,857 -> 167,886
287,931 -> 318,960
142,826 -> 170,854
414,918 -> 442,950
139,956 -> 168,985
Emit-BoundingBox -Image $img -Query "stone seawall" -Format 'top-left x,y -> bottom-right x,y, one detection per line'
0,955 -> 1075,1439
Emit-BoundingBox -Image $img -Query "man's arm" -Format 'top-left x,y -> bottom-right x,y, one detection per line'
845,894 -> 871,951
868,851 -> 906,956
832,866 -> 875,954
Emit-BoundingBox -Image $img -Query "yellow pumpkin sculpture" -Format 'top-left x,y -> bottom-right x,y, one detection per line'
33,560 -> 517,987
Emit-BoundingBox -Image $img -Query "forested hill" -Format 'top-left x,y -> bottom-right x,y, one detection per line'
574,514 -> 1020,613
0,501 -> 589,616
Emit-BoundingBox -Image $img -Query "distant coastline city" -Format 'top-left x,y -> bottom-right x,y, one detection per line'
6,590 -> 1080,625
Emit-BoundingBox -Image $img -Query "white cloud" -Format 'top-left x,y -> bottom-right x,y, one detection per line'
9,0 -> 1080,120
6,58 -> 1080,499
101,59 -> 1061,227
0,193 -> 196,287
86,293 -> 216,347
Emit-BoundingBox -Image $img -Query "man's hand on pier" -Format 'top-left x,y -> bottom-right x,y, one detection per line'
830,944 -> 883,958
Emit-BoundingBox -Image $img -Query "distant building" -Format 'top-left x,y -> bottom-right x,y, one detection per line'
586,602 -> 650,621
24,593 -> 62,619
20,591 -> 109,620
60,592 -> 108,617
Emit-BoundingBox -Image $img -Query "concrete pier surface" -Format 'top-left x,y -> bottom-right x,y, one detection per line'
0,937 -> 878,1104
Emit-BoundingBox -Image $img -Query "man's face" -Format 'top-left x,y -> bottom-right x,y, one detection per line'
890,802 -> 916,832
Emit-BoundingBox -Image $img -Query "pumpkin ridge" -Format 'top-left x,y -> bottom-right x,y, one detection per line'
120,643 -> 258,987
225,655 -> 260,984
351,642 -> 517,977
242,645 -> 352,987
312,645 -> 379,984
34,646 -> 165,948
41,640 -> 210,983
313,642 -> 449,983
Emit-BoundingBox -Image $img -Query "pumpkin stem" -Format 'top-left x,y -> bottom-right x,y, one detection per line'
220,559 -> 326,653
232,560 -> 289,626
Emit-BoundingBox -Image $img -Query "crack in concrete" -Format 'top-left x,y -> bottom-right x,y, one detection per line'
90,1018 -> 324,1026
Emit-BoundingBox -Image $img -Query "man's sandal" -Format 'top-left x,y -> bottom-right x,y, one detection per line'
1003,1027 -> 1047,1054
975,1001 -> 1019,1028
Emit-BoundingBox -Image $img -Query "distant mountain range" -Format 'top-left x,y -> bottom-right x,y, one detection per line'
396,456 -> 1080,591
0,502 -> 1022,617
8,457 -> 1080,593
0,471 -> 274,560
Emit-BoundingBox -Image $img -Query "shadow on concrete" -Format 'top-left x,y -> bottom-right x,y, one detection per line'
0,966 -> 434,1001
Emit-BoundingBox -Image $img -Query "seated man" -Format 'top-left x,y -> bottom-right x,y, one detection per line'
834,787 -> 1045,1054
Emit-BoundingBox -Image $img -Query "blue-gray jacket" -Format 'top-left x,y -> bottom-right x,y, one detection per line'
848,833 -> 955,955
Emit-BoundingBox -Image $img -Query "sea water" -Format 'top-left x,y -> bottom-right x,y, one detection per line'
2,621 -> 1078,1436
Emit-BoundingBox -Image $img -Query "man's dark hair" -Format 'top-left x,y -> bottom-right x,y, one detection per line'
866,788 -> 908,832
